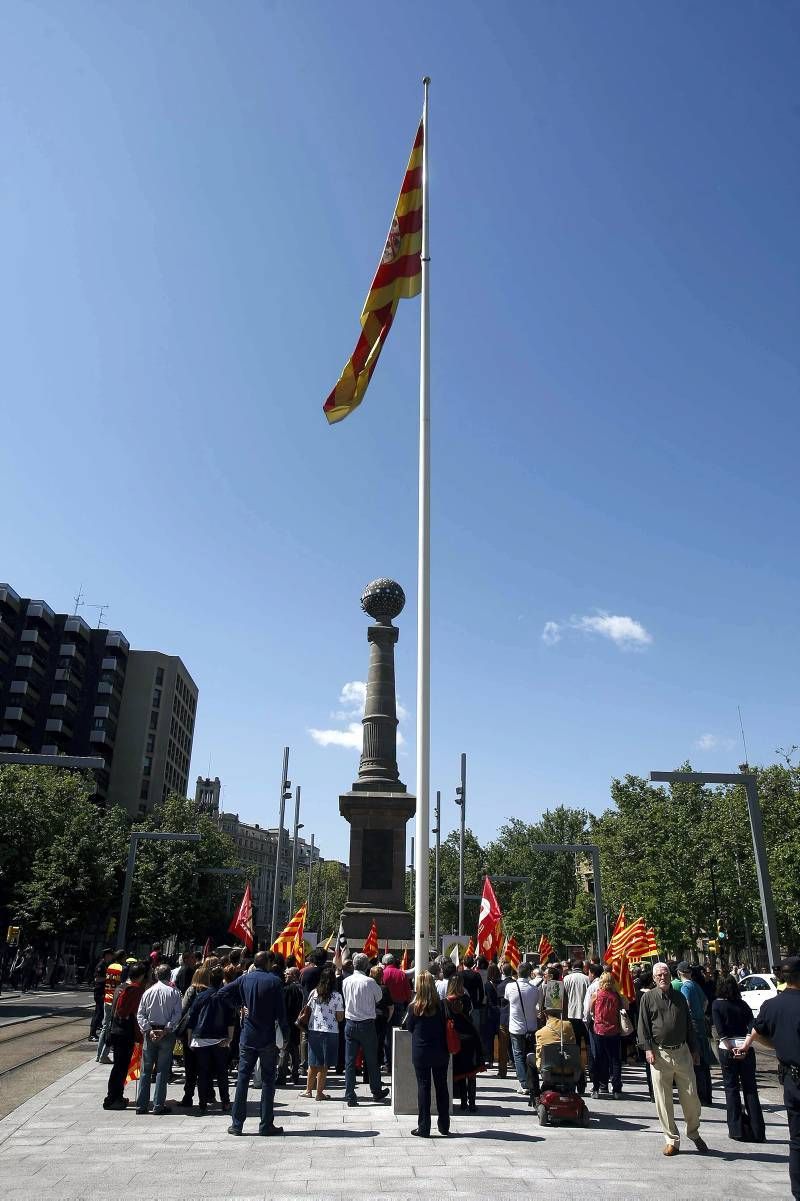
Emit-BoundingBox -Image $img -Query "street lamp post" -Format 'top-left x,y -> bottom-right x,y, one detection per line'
454,753 -> 466,936
117,832 -> 201,950
651,770 -> 780,972
306,833 -> 315,920
288,787 -> 303,915
432,790 -> 441,953
269,747 -> 292,946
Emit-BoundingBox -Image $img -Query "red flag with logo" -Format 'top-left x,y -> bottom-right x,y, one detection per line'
228,882 -> 254,950
477,875 -> 503,959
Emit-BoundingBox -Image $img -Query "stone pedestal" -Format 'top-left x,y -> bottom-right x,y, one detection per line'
338,580 -> 415,945
390,1028 -> 453,1116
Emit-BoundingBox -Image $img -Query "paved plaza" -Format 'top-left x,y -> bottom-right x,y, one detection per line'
0,1057 -> 793,1201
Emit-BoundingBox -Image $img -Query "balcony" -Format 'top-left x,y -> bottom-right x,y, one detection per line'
0,732 -> 18,749
63,616 -> 90,639
4,706 -> 33,725
90,729 -> 112,746
93,705 -> 111,719
15,653 -> 45,675
0,584 -> 21,610
45,717 -> 71,734
26,600 -> 55,626
101,657 -> 123,674
105,632 -> 129,653
60,643 -> 84,659
49,692 -> 76,712
20,629 -> 48,648
9,680 -> 40,701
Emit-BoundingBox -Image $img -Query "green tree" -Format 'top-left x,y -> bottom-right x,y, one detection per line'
288,860 -> 349,940
128,793 -> 239,945
427,828 -> 487,944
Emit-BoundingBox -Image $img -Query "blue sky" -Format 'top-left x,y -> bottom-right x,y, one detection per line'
2,1 -> 798,867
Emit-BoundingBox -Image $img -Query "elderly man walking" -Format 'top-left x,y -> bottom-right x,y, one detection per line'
136,962 -> 183,1115
638,961 -> 707,1156
342,953 -> 391,1106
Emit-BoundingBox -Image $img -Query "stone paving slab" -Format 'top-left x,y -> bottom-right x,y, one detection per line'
0,1057 -> 793,1200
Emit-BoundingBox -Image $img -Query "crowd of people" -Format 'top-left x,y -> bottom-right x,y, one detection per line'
88,941 -> 800,1197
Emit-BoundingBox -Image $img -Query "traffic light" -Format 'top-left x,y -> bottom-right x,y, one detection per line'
707,939 -> 718,954
717,917 -> 727,941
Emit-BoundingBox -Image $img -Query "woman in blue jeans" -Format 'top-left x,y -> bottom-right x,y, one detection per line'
588,972 -> 623,1099
305,965 -> 344,1101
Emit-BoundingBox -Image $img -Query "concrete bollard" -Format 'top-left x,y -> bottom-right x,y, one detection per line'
390,1028 -> 453,1116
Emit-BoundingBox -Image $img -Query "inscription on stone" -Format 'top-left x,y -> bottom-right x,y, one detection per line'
361,829 -> 393,890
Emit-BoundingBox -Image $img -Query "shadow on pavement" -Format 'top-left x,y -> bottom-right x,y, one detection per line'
283,1128 -> 379,1138
459,1129 -> 543,1143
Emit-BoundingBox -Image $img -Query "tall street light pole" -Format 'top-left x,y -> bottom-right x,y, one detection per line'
454,753 -> 466,937
432,789 -> 441,954
289,786 -> 303,915
118,832 -> 201,950
651,769 -> 780,971
306,833 -> 315,921
269,747 -> 291,945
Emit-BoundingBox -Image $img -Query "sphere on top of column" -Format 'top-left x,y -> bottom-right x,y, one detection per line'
360,578 -> 405,624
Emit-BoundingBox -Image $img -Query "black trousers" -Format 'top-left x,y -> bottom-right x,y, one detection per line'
181,1031 -> 199,1099
278,1031 -> 301,1083
457,1075 -> 477,1108
105,1032 -> 135,1103
785,1073 -> 800,1200
90,987 -> 105,1038
415,1062 -> 450,1133
719,1049 -> 765,1140
569,1018 -> 588,1051
197,1044 -> 230,1106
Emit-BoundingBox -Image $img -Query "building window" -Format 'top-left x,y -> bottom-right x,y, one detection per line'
143,756 -> 152,777
156,667 -> 164,685
93,717 -> 105,729
152,688 -> 161,709
150,711 -> 158,730
140,781 -> 149,800
146,733 -> 155,753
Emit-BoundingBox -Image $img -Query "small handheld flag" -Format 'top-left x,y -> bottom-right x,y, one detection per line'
271,904 -> 307,964
363,920 -> 379,959
228,883 -> 254,950
502,934 -> 521,971
400,943 -> 409,971
538,934 -> 554,964
464,936 -> 475,960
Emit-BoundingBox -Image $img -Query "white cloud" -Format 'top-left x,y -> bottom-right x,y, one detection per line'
542,621 -> 562,646
542,610 -> 652,651
695,733 -> 736,752
309,680 -> 406,751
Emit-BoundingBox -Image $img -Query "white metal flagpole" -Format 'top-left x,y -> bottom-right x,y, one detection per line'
414,77 -> 431,979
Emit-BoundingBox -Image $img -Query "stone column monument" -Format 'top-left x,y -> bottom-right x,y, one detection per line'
339,579 -> 415,944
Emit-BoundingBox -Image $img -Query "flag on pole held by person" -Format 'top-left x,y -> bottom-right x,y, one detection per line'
502,934 -> 521,971
125,1041 -> 142,1087
538,934 -> 554,964
271,903 -> 307,963
644,927 -> 659,957
322,930 -> 335,952
464,936 -> 475,960
449,942 -> 460,967
477,876 -> 503,960
201,935 -> 214,961
228,882 -> 254,950
323,122 -> 424,425
363,920 -> 379,959
400,943 -> 409,971
335,919 -> 351,962
612,953 -> 636,1002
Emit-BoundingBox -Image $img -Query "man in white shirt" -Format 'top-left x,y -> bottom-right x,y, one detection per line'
506,962 -> 542,1093
136,963 -> 182,1114
341,953 -> 390,1107
582,961 -> 604,1094
564,960 -> 590,1062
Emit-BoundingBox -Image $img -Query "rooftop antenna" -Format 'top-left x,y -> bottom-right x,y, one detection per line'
737,705 -> 749,768
73,584 -> 85,615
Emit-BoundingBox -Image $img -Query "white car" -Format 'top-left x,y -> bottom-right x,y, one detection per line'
739,973 -> 779,1017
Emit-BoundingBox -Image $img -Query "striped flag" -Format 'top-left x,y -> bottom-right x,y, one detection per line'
363,920 -> 379,959
644,928 -> 659,957
125,1041 -> 142,1087
464,936 -> 475,960
270,903 -> 306,962
502,934 -> 521,971
323,122 -> 423,424
538,934 -> 554,964
400,943 -> 409,971
611,953 -> 636,1002
335,919 -> 351,962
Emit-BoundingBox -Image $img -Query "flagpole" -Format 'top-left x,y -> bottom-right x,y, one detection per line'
414,76 -> 431,981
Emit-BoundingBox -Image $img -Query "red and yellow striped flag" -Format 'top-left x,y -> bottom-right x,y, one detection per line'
363,920 -> 379,959
538,934 -> 554,964
644,927 -> 659,957
323,122 -> 423,424
464,936 -> 475,960
400,943 -> 409,971
271,903 -> 306,962
612,953 -> 636,1002
502,934 -> 521,971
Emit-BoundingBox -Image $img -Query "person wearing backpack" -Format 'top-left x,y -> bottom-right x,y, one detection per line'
589,971 -> 624,1099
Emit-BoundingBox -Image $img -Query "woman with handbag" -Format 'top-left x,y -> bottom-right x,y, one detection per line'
406,970 -> 451,1137
446,973 -> 486,1112
712,974 -> 766,1141
588,972 -> 624,1099
303,964 -> 344,1100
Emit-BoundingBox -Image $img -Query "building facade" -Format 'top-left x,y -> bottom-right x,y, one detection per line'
0,584 -> 197,816
217,809 -> 320,941
194,775 -> 221,815
108,651 -> 197,816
